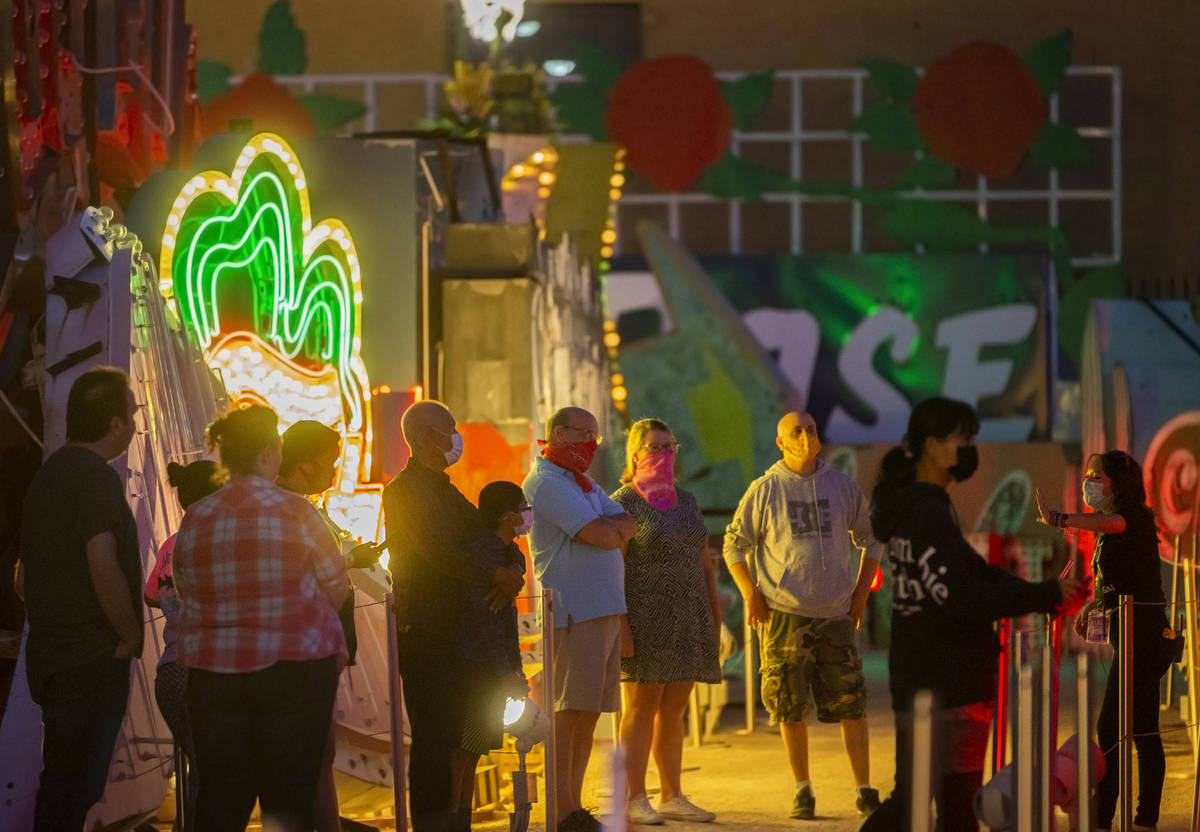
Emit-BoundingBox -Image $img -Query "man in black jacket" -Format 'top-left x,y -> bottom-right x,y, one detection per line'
383,401 -> 524,832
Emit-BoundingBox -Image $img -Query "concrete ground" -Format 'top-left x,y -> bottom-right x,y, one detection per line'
478,649 -> 1196,832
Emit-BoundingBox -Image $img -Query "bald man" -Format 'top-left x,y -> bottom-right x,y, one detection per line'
383,401 -> 525,832
723,411 -> 883,821
523,406 -> 636,832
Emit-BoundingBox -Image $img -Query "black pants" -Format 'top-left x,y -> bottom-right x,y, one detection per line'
1096,648 -> 1169,827
398,633 -> 471,824
30,655 -> 130,831
187,657 -> 339,832
860,701 -> 991,832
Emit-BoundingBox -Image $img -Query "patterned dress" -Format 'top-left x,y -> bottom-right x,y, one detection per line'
613,485 -> 722,685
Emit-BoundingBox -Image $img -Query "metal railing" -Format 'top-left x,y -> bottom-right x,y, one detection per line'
261,65 -> 1121,270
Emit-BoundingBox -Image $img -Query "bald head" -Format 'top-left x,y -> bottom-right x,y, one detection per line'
777,410 -> 815,440
547,406 -> 598,443
402,400 -> 455,448
777,410 -> 821,473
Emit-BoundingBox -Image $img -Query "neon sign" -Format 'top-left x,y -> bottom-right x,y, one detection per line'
159,133 -> 382,546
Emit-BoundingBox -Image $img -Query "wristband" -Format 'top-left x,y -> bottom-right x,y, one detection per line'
1058,512 -> 1069,529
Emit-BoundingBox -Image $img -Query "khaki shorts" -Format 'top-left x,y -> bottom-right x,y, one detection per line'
553,614 -> 622,713
759,609 -> 867,724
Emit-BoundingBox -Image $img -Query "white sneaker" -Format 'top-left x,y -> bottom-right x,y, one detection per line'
627,794 -> 664,825
657,794 -> 716,823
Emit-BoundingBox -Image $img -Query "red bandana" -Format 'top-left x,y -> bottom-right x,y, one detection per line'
539,440 -> 597,492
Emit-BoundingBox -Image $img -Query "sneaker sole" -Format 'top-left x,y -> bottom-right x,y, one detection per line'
659,813 -> 716,823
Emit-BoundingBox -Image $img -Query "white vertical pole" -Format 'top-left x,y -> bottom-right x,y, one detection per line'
738,616 -> 756,734
542,590 -> 558,829
1015,639 -> 1035,832
1076,652 -> 1093,832
910,690 -> 934,832
385,593 -> 408,832
1041,620 -> 1057,832
1119,594 -> 1134,832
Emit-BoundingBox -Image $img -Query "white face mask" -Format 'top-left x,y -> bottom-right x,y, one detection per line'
1082,479 -> 1113,511
444,432 -> 464,466
514,508 -> 534,537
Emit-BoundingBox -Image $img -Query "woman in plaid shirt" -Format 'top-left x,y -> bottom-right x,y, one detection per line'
173,405 -> 349,831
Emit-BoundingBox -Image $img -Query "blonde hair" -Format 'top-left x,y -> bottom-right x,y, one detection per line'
621,418 -> 674,483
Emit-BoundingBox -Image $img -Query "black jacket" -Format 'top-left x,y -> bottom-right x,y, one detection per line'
872,482 -> 1062,710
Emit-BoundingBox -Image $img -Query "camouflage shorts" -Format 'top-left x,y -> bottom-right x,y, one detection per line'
758,609 -> 866,724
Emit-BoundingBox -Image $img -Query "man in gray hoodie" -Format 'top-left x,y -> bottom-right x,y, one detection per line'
723,411 -> 882,821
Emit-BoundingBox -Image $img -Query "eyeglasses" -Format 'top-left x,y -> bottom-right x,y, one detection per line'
562,424 -> 603,445
642,441 -> 679,453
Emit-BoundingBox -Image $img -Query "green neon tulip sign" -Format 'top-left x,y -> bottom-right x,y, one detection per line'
159,133 -> 371,434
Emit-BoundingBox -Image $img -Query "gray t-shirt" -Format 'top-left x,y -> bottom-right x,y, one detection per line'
21,445 -> 141,683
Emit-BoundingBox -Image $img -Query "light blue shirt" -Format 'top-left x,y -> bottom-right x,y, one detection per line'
522,457 -> 627,623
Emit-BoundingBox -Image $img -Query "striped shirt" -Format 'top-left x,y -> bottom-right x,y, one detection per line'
173,476 -> 347,673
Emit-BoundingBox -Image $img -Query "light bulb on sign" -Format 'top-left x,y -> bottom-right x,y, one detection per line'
542,59 -> 576,78
460,0 -> 525,43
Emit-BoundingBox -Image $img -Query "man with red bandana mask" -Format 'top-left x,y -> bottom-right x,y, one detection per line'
523,407 -> 637,832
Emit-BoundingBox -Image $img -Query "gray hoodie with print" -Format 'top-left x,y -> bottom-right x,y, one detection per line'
723,458 -> 883,619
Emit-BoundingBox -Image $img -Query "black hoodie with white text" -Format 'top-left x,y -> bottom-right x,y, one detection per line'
872,481 -> 1063,711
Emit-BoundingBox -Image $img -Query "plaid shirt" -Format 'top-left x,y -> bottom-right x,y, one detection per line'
173,476 -> 348,673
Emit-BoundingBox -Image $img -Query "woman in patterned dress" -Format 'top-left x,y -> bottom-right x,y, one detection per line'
613,418 -> 722,825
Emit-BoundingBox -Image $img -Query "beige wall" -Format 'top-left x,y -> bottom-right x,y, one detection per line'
188,0 -> 1200,280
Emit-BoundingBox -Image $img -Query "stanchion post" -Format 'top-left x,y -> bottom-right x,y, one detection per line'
910,689 -> 934,832
1015,636 -> 1035,832
1076,652 -> 1092,832
1041,617 -> 1060,832
738,616 -> 756,735
384,592 -> 408,832
992,618 -> 1010,777
542,590 -> 559,830
1186,534 -> 1200,772
1167,535 -> 1182,707
174,741 -> 187,832
1119,593 -> 1134,832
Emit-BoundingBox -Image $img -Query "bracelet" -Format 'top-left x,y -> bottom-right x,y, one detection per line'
1058,512 -> 1069,529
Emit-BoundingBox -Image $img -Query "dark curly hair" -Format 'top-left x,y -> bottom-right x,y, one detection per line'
1089,449 -> 1153,522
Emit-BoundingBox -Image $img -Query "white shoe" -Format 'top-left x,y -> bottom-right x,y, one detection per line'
627,794 -> 664,825
657,794 -> 716,823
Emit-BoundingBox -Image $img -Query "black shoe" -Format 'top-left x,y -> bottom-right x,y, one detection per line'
856,787 -> 881,816
557,809 -> 602,832
790,785 -> 815,820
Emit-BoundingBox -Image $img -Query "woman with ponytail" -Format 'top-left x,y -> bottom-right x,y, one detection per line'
861,397 -> 1086,832
144,459 -> 226,829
